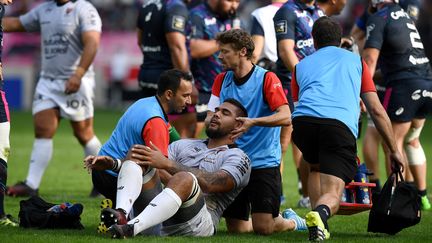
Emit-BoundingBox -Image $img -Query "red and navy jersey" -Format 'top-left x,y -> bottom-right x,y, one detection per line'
187,2 -> 242,93
273,0 -> 324,83
365,3 -> 432,84
137,0 -> 188,71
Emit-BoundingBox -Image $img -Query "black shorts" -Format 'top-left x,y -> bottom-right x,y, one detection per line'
138,68 -> 162,98
92,170 -> 118,204
275,72 -> 294,113
223,167 -> 281,220
382,79 -> 432,122
292,116 -> 357,183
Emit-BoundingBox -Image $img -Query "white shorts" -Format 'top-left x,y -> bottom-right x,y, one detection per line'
32,77 -> 95,121
161,203 -> 215,236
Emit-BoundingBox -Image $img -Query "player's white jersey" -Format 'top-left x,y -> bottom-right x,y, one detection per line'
20,0 -> 102,80
251,3 -> 282,62
168,139 -> 251,227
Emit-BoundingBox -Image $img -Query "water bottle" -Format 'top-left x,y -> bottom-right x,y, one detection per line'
47,203 -> 68,213
342,188 -> 354,203
355,163 -> 371,204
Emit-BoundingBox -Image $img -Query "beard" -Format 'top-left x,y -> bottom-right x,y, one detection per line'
205,126 -> 228,139
216,2 -> 236,19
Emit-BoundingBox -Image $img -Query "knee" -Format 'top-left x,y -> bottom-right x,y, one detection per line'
404,126 -> 426,165
253,222 -> 274,235
74,128 -> 94,144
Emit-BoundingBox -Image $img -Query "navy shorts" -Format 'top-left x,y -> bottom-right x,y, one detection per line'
275,72 -> 294,113
382,79 -> 432,122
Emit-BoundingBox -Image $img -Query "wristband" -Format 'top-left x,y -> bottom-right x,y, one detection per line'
112,158 -> 122,172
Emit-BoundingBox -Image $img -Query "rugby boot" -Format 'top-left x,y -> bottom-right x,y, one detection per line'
305,211 -> 330,242
109,224 -> 134,239
6,181 -> 38,197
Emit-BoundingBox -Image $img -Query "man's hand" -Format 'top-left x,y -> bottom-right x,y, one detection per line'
126,142 -> 171,169
65,74 -> 82,94
0,0 -> 13,5
83,155 -> 115,173
389,151 -> 405,174
230,117 -> 253,140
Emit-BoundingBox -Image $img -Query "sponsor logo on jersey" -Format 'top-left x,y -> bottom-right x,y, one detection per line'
391,9 -> 410,20
409,55 -> 429,65
143,0 -> 163,11
275,20 -> 287,34
145,12 -> 152,22
366,24 -> 375,40
296,38 -> 314,49
294,10 -> 307,18
422,90 -> 432,99
172,15 -> 186,31
204,17 -> 217,26
411,89 -> 422,100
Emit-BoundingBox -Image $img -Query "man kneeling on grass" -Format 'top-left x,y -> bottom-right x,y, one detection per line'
85,99 -> 306,238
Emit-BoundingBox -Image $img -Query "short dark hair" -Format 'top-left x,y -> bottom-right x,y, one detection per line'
157,69 -> 193,96
312,16 -> 342,49
224,98 -> 248,117
216,29 -> 255,60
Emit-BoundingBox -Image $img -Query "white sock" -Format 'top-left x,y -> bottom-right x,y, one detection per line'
84,136 -> 101,157
130,188 -> 182,236
116,161 -> 143,216
25,138 -> 53,189
0,122 -> 10,162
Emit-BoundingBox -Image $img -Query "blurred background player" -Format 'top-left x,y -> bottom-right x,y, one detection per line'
3,0 -> 102,197
187,0 -> 241,138
348,0 -> 421,193
363,0 -> 432,210
136,0 -> 196,138
0,0 -> 17,227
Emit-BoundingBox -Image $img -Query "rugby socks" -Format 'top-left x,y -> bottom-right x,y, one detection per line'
0,159 -> 6,216
130,188 -> 182,236
116,161 -> 143,216
314,204 -> 330,231
84,136 -> 101,157
419,189 -> 427,197
26,138 -> 53,189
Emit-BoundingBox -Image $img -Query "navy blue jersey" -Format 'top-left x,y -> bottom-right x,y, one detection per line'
273,0 -> 324,84
137,0 -> 188,71
356,0 -> 420,31
365,3 -> 432,84
187,3 -> 242,93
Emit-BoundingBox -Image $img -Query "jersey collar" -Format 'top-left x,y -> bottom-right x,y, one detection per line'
155,96 -> 169,122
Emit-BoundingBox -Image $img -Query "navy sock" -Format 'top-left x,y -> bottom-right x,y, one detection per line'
0,158 -> 7,216
314,204 -> 330,231
418,189 -> 427,197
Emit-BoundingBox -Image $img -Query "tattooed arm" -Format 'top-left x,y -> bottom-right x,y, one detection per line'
128,143 -> 236,193
165,163 -> 235,193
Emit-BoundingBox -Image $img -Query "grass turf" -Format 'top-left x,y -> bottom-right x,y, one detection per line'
1,110 -> 431,242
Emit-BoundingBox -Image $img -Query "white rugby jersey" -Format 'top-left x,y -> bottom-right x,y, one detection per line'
20,0 -> 102,80
250,3 -> 284,62
168,139 -> 251,227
